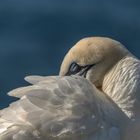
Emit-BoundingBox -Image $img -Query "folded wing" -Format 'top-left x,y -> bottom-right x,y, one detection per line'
0,76 -> 105,140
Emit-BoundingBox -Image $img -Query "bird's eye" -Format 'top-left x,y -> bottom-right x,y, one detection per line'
66,62 -> 96,76
68,62 -> 82,75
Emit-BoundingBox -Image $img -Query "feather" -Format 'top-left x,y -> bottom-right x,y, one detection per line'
0,76 -> 123,140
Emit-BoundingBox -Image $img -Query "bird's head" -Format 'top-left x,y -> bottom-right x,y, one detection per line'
59,37 -> 129,90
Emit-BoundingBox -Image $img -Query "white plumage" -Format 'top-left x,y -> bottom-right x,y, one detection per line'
0,37 -> 140,140
0,76 -> 123,140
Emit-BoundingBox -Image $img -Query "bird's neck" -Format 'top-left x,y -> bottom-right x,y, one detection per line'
102,55 -> 140,119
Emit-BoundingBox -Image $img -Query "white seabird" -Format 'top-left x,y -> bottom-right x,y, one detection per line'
0,37 -> 140,140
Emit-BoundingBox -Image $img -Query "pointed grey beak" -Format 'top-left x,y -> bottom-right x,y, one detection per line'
76,65 -> 93,77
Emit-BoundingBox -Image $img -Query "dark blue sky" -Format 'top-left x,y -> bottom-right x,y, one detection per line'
0,0 -> 140,108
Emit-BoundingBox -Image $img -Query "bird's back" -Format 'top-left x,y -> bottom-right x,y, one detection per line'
0,76 -> 106,140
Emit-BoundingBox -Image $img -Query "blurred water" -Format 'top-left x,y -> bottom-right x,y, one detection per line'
0,0 -> 140,108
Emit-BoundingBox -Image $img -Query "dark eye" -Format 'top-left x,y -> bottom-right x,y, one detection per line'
65,62 -> 96,76
70,62 -> 81,74
66,62 -> 81,75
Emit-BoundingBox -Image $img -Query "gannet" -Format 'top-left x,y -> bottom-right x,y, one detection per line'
0,37 -> 140,140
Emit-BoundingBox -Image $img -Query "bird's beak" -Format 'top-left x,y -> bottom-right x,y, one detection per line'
76,65 -> 93,78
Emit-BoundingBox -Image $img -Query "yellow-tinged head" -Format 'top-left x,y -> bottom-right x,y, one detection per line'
59,37 -> 130,88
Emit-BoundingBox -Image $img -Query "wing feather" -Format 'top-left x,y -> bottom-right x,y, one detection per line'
24,75 -> 46,84
0,76 -> 121,140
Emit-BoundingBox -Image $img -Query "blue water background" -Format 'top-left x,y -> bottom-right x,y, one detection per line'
0,0 -> 140,108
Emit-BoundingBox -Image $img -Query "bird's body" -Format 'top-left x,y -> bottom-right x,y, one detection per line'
103,55 -> 140,119
0,76 -> 125,140
0,37 -> 140,140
